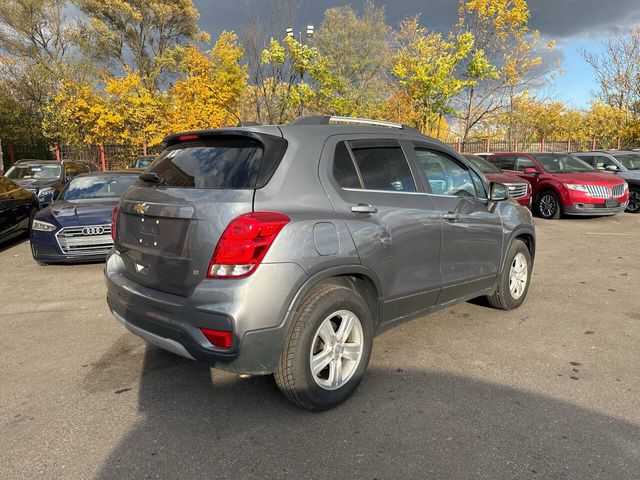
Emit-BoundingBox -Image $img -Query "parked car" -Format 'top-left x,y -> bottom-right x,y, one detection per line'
106,116 -> 536,411
572,150 -> 640,213
30,171 -> 138,263
130,155 -> 156,170
0,176 -> 38,245
463,154 -> 532,208
4,159 -> 95,208
487,152 -> 629,219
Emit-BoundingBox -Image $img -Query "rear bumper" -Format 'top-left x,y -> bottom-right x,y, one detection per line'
105,251 -> 308,374
563,201 -> 628,216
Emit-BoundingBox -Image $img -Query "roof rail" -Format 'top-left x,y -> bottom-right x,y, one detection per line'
289,115 -> 406,129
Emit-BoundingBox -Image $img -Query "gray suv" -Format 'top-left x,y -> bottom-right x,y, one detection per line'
105,116 -> 535,410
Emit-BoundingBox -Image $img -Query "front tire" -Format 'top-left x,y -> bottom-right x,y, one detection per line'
274,284 -> 373,411
486,239 -> 532,310
536,190 -> 561,219
626,187 -> 640,213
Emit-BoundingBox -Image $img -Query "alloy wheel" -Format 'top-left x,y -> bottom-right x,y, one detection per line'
509,252 -> 528,300
539,194 -> 557,218
309,310 -> 364,390
627,190 -> 640,213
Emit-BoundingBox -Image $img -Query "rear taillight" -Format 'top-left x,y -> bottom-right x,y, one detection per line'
200,328 -> 232,349
111,206 -> 118,241
207,212 -> 290,278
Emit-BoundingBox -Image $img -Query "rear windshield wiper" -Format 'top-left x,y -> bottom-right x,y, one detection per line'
139,172 -> 167,185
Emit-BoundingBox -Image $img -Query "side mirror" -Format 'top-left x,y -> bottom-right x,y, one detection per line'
523,167 -> 539,174
489,182 -> 509,201
605,164 -> 619,172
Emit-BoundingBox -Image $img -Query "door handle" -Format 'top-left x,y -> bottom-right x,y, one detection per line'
443,212 -> 461,222
350,203 -> 378,214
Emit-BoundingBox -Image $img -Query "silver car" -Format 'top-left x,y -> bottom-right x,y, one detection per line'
105,116 -> 535,410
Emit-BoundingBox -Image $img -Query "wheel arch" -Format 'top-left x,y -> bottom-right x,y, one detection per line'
281,265 -> 383,334
500,228 -> 536,274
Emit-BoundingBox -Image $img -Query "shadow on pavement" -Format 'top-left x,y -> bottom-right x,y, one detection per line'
0,236 -> 28,254
91,346 -> 640,480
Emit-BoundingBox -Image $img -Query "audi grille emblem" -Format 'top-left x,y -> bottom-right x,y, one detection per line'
82,226 -> 105,236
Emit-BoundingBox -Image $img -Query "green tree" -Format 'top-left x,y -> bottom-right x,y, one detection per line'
313,1 -> 391,117
391,16 -> 474,135
259,35 -> 324,123
75,0 -> 207,90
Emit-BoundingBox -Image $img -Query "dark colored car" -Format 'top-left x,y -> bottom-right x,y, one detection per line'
0,176 -> 38,245
464,154 -> 532,208
488,152 -> 629,219
106,116 -> 535,410
5,159 -> 97,208
30,171 -> 138,263
572,150 -> 640,213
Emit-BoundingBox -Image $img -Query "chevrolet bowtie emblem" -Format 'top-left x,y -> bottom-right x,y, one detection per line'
134,202 -> 150,215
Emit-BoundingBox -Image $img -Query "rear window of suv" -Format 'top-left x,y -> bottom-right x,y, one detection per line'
147,138 -> 266,189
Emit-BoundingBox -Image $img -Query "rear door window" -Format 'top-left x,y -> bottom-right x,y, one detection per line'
350,145 -> 416,192
148,138 -> 266,189
332,142 -> 362,189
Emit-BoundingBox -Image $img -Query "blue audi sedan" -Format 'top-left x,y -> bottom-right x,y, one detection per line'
30,171 -> 138,264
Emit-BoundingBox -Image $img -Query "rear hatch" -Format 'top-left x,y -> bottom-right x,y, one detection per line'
115,129 -> 287,296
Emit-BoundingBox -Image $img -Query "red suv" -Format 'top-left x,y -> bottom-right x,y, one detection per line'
488,153 -> 629,219
464,154 -> 532,208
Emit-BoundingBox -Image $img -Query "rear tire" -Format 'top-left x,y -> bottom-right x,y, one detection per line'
487,239 -> 532,311
536,190 -> 561,219
274,284 -> 373,411
626,187 -> 640,213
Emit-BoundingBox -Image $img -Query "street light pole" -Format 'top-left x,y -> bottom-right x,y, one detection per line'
285,24 -> 315,43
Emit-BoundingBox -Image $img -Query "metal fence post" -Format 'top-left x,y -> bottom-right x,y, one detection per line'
55,143 -> 60,161
456,139 -> 461,153
99,143 -> 106,171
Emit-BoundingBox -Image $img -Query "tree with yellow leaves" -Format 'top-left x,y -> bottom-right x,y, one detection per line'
166,32 -> 247,133
42,79 -> 119,146
454,0 -> 555,142
104,71 -> 168,148
390,16 -> 475,136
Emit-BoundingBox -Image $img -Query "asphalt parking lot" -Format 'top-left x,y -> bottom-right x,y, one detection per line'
1,214 -> 639,480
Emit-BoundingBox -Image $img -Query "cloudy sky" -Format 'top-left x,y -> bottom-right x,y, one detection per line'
193,0 -> 640,108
